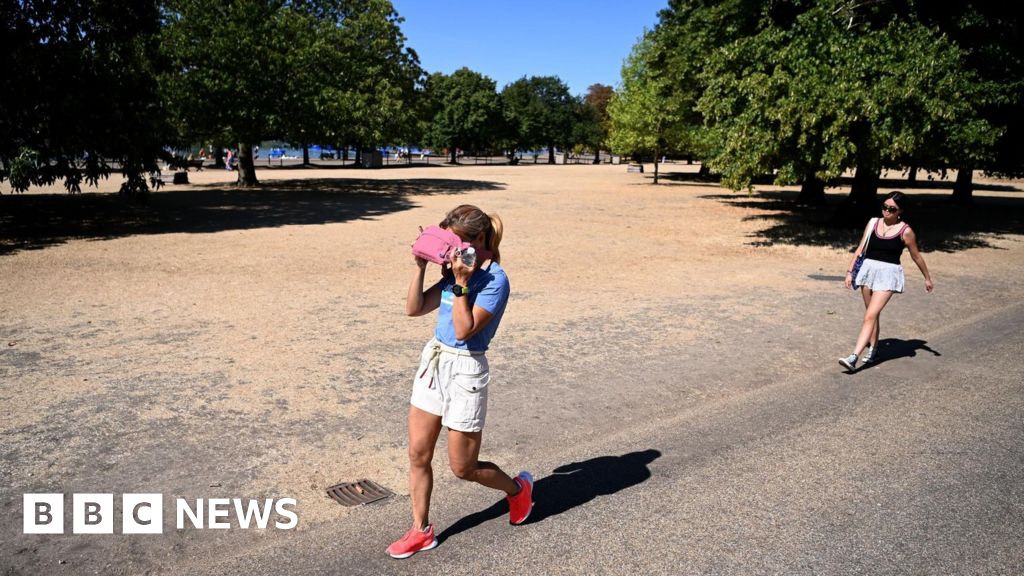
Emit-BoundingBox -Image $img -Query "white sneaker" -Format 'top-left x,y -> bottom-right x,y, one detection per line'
862,346 -> 876,364
838,354 -> 858,371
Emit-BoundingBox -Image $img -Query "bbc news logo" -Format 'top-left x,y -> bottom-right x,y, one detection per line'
24,494 -> 298,534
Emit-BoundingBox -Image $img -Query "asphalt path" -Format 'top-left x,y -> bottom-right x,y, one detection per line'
183,300 -> 1024,575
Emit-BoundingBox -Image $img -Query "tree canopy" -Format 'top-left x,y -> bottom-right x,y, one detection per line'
501,76 -> 576,163
422,68 -> 502,164
1,0 -> 166,194
629,0 -> 1022,206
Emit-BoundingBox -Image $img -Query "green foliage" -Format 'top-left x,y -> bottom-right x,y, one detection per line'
422,68 -> 502,161
607,31 -> 684,158
501,76 -> 576,158
696,6 -> 1001,191
1,0 -> 166,194
159,0 -> 421,167
632,0 -> 1017,200
159,0 -> 295,146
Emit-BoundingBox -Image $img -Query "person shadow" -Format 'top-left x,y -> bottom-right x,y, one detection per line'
436,449 -> 661,544
853,338 -> 941,373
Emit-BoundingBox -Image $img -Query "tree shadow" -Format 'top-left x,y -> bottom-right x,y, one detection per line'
698,189 -> 1024,253
436,449 -> 661,545
0,177 -> 505,256
850,338 -> 941,374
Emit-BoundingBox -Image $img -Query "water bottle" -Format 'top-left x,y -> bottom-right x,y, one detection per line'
459,247 -> 476,268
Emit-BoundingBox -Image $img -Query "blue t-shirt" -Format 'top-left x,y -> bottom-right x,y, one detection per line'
435,261 -> 510,351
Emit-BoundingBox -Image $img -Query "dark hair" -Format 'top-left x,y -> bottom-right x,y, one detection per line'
883,191 -> 907,212
440,204 -> 504,263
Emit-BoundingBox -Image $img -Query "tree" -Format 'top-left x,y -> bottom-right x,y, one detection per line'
648,0 -> 775,172
913,2 -> 1024,204
572,97 -> 604,163
423,68 -> 501,164
279,1 -> 422,166
583,83 -> 614,163
696,4 -> 1000,217
608,31 -> 684,184
160,0 -> 295,186
1,0 -> 166,195
501,76 -> 576,164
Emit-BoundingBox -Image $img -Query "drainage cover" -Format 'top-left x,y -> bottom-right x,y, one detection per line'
326,479 -> 395,507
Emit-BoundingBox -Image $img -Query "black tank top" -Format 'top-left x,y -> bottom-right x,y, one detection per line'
865,221 -> 907,265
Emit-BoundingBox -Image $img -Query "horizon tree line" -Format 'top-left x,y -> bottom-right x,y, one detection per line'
0,0 -> 613,193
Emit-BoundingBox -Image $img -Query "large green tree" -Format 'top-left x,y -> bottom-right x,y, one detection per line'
608,31 -> 684,183
696,4 -> 1000,216
160,0 -> 294,186
582,83 -> 614,163
1,0 -> 166,195
501,76 -> 576,164
423,68 -> 502,164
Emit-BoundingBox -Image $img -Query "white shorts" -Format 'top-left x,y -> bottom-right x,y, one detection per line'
855,258 -> 905,293
410,339 -> 490,433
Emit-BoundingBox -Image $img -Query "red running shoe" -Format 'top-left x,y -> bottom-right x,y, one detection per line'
507,471 -> 534,525
387,524 -> 438,559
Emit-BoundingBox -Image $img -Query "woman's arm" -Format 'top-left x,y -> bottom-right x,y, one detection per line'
449,255 -> 494,341
902,227 -> 934,292
406,258 -> 443,316
844,220 -> 874,289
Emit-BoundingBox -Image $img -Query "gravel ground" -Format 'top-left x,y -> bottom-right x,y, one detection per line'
1,163 -> 1022,574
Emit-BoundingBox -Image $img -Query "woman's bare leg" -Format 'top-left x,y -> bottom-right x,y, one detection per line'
447,429 -> 518,495
408,406 -> 443,529
854,290 -> 895,356
861,286 -> 881,348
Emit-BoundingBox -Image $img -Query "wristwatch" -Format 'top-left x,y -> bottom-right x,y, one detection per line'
452,284 -> 469,297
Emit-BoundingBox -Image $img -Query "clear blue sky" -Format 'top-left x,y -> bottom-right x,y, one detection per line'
390,0 -> 668,96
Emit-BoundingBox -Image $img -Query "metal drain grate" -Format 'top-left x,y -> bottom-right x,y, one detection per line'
326,479 -> 395,507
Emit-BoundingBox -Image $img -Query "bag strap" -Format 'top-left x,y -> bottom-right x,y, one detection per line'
857,218 -> 877,255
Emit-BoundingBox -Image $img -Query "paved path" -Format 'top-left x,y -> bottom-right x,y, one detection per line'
185,300 -> 1024,575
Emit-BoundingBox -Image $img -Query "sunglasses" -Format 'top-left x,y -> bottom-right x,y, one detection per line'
882,205 -> 900,214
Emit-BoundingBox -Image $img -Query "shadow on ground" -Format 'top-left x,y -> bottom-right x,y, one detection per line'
698,189 -> 1024,252
848,338 -> 942,375
436,449 -> 661,544
0,177 -> 505,255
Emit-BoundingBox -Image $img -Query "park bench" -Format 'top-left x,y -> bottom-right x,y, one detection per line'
627,164 -> 644,173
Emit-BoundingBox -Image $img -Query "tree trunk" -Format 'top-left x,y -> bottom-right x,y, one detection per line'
796,176 -> 826,205
302,145 -> 309,166
842,160 -> 881,224
697,163 -> 710,178
951,165 -> 974,206
907,165 -> 918,184
449,147 -> 458,164
342,147 -> 349,162
593,149 -> 601,164
236,143 -> 258,187
213,147 -> 225,169
548,145 -> 556,164
355,147 -> 362,166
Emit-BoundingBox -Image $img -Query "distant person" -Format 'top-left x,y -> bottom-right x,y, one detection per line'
225,149 -> 233,171
388,205 -> 532,559
840,191 -> 934,371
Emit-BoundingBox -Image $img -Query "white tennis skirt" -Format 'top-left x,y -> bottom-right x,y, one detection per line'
855,258 -> 905,293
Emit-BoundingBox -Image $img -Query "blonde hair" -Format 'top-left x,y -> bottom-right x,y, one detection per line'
440,204 -> 503,263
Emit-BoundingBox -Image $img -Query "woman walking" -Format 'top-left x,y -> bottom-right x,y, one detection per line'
840,192 -> 934,371
388,205 -> 533,559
